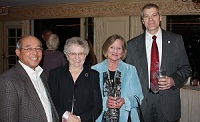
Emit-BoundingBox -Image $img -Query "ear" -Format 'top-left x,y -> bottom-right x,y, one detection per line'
142,19 -> 144,24
65,54 -> 69,60
160,16 -> 162,21
15,49 -> 20,57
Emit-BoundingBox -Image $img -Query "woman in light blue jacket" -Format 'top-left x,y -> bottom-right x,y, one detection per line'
92,34 -> 143,122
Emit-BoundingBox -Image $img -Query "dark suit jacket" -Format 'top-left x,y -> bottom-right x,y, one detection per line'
126,29 -> 191,121
48,64 -> 102,122
0,62 -> 59,122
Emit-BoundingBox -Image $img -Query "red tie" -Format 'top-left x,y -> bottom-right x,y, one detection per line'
150,35 -> 159,93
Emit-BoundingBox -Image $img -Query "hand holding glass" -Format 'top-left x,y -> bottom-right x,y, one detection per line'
158,69 -> 167,89
158,69 -> 166,78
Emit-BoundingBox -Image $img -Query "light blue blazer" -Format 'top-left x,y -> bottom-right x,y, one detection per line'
92,59 -> 144,122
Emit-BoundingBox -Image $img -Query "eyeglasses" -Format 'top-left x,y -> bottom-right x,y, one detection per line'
20,47 -> 43,52
67,52 -> 86,57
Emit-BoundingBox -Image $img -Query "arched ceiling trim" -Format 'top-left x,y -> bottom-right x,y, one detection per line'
0,0 -> 199,20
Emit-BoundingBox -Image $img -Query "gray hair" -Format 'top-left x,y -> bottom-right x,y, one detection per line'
140,3 -> 160,19
16,35 -> 42,49
16,38 -> 23,49
46,34 -> 59,50
63,37 -> 89,56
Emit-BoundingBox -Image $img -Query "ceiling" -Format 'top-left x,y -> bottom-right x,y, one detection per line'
0,0 -> 107,7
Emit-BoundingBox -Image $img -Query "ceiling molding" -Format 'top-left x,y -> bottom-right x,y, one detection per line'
0,0 -> 199,20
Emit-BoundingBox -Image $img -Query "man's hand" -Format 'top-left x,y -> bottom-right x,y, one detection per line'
158,76 -> 175,90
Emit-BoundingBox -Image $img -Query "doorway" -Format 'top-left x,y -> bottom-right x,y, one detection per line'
34,18 -> 94,52
167,15 -> 200,80
0,21 -> 22,74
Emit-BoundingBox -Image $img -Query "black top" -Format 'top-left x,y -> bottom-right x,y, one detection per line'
109,70 -> 115,80
48,64 -> 102,122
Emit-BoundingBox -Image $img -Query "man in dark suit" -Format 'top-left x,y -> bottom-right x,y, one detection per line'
126,3 -> 191,122
0,35 -> 59,122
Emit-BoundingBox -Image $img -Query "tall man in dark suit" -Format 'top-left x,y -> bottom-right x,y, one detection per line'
0,35 -> 59,122
126,3 -> 191,122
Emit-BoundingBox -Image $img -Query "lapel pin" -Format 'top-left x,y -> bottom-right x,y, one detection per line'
168,40 -> 170,43
85,73 -> 88,77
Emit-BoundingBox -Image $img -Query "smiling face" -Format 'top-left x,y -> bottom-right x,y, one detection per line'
66,44 -> 86,69
107,39 -> 124,62
15,36 -> 42,70
142,7 -> 162,35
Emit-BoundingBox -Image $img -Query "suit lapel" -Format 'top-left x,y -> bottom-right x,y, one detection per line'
40,73 -> 59,121
16,63 -> 48,122
137,33 -> 149,83
130,33 -> 150,99
161,30 -> 171,70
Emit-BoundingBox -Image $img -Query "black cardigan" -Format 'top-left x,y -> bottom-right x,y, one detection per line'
48,64 -> 102,122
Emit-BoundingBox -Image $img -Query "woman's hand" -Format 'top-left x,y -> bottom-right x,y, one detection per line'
68,114 -> 81,122
62,111 -> 81,122
106,96 -> 125,109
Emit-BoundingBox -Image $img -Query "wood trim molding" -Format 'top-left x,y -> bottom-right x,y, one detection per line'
0,0 -> 199,20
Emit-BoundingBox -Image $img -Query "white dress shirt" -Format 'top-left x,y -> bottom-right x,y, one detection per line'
19,60 -> 53,122
145,27 -> 162,88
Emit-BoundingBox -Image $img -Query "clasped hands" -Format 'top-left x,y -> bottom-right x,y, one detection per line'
158,76 -> 175,90
106,96 -> 125,109
62,111 -> 81,122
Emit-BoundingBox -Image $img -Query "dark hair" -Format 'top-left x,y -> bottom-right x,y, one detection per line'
102,34 -> 127,60
41,28 -> 52,35
85,39 -> 97,67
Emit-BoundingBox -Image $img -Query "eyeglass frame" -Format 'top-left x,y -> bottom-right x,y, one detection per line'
20,47 -> 43,52
67,52 -> 86,57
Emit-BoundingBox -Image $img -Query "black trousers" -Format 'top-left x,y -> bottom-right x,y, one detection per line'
143,90 -> 179,122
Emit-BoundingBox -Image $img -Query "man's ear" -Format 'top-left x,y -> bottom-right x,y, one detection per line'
15,49 -> 20,57
142,19 -> 144,25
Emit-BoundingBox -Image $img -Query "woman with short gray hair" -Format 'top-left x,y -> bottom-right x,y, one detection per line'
48,37 -> 102,122
42,34 -> 67,79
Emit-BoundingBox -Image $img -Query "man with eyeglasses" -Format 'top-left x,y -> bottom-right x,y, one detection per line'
0,35 -> 59,122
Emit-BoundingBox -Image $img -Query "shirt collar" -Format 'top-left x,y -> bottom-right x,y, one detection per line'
146,27 -> 161,39
18,60 -> 43,78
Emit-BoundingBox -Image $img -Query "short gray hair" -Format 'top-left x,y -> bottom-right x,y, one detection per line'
63,37 -> 89,56
16,35 -> 42,49
46,34 -> 59,50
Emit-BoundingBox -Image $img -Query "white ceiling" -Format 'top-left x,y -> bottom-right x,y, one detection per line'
0,0 -> 107,7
